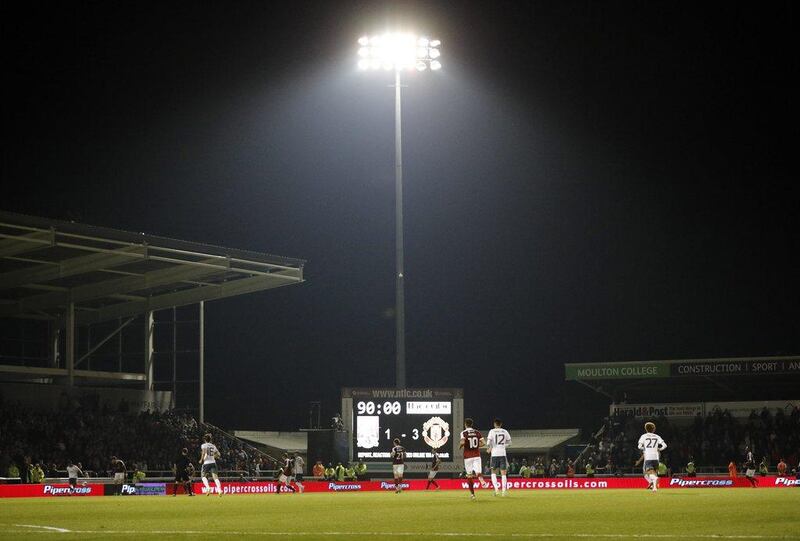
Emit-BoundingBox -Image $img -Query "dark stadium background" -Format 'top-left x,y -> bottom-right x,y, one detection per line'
3,1 -> 797,432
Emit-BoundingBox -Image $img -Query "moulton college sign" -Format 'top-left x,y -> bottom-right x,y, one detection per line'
565,356 -> 800,381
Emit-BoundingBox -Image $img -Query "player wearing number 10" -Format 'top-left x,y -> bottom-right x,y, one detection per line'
460,418 -> 485,501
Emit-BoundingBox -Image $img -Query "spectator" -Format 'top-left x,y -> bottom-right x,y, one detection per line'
777,458 -> 787,477
312,461 -> 324,478
133,466 -> 146,483
30,462 -> 45,483
685,458 -> 696,477
355,461 -> 367,480
334,462 -> 345,482
324,463 -> 335,480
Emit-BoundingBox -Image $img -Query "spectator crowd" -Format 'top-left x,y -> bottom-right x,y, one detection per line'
0,392 -> 273,481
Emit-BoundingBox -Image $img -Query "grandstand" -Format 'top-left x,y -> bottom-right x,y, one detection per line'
0,212 -> 304,483
565,356 -> 800,475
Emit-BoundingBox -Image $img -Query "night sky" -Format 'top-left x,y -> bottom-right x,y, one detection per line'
3,1 -> 798,432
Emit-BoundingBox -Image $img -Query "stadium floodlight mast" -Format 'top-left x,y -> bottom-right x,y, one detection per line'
357,33 -> 442,389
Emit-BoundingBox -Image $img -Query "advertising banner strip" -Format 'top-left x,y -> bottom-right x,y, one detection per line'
2,477 -> 797,498
566,356 -> 800,381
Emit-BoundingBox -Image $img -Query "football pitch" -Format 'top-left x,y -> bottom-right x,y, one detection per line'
2,489 -> 798,540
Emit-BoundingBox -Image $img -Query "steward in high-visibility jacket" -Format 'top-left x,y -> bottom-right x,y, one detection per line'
354,461 -> 368,480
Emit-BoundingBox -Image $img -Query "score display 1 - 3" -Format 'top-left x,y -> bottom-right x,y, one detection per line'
353,399 -> 453,461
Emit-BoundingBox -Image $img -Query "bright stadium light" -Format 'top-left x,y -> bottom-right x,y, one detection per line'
357,32 -> 442,389
356,32 -> 443,71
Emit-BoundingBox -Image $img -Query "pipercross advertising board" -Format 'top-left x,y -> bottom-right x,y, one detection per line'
565,356 -> 800,381
341,388 -> 464,463
1,477 -> 798,498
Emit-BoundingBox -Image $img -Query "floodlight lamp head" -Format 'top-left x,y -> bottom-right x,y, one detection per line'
357,33 -> 442,72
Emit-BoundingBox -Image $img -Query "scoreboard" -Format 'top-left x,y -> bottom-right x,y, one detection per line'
342,388 -> 463,463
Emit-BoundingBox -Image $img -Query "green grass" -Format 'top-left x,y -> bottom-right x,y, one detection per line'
1,489 -> 798,540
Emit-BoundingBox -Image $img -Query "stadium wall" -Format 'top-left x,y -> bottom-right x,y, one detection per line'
2,477 -> 797,498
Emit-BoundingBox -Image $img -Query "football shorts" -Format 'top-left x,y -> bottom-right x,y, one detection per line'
392,464 -> 405,477
201,463 -> 218,476
643,460 -> 659,473
490,456 -> 509,470
464,456 -> 482,475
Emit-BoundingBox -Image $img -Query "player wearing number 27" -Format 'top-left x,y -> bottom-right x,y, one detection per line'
460,418 -> 486,501
637,422 -> 667,492
487,418 -> 512,496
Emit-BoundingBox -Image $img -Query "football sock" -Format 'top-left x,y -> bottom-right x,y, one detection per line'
185,482 -> 193,495
431,479 -> 439,488
501,474 -> 507,491
214,478 -> 222,494
491,473 -> 499,492
202,477 -> 210,491
467,477 -> 474,495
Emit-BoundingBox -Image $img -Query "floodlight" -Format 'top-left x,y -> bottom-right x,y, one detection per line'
357,33 -> 442,71
354,31 -> 442,391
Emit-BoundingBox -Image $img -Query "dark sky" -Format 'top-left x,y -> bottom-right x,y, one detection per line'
3,1 -> 798,431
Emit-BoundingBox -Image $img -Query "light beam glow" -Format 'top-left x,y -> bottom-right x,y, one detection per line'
357,33 -> 442,71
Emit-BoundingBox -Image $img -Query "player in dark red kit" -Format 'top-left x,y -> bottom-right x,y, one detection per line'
426,450 -> 441,490
277,453 -> 296,494
391,438 -> 405,494
173,447 -> 194,496
460,418 -> 486,501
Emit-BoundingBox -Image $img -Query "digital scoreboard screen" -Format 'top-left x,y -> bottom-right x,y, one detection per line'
349,388 -> 457,462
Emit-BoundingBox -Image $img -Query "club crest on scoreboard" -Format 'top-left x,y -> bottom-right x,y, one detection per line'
422,416 -> 450,449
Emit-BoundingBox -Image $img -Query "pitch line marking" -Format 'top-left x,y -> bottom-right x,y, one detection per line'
3,529 -> 798,539
14,525 -> 72,533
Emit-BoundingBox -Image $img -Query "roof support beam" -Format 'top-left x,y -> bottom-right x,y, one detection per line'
77,270 -> 302,325
0,230 -> 55,257
0,364 -> 146,381
0,245 -> 147,291
0,256 -> 229,317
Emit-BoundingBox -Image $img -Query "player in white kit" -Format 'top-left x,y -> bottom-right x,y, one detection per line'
637,422 -> 667,492
486,418 -> 512,496
200,433 -> 223,497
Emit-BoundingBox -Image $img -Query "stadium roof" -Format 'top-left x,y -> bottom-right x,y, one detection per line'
0,211 -> 304,325
508,429 -> 581,454
565,356 -> 800,403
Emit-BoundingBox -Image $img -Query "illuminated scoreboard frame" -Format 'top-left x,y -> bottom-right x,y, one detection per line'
342,388 -> 464,463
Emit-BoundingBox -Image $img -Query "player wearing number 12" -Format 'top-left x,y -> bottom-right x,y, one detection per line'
487,418 -> 512,496
460,418 -> 486,501
637,422 -> 667,492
